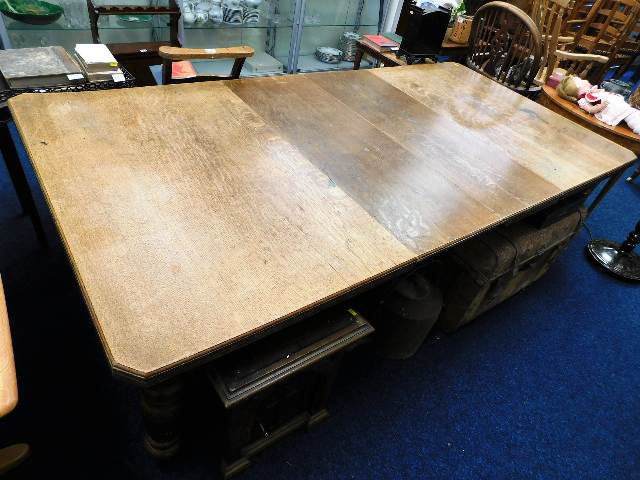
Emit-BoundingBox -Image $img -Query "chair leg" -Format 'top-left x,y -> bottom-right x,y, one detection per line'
614,54 -> 636,79
0,443 -> 30,475
161,58 -> 172,86
230,57 -> 247,80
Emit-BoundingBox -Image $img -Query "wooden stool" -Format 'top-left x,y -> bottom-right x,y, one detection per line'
0,275 -> 30,474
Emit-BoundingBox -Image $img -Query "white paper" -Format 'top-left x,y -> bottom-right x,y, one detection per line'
67,73 -> 84,80
112,73 -> 126,82
75,44 -> 117,65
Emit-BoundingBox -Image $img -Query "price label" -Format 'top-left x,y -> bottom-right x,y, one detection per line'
205,48 -> 217,54
112,73 -> 126,83
67,73 -> 84,80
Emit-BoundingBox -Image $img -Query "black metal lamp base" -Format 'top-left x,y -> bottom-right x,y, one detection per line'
587,220 -> 640,281
588,240 -> 640,281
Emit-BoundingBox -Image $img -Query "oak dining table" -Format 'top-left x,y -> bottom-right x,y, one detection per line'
8,62 -> 636,457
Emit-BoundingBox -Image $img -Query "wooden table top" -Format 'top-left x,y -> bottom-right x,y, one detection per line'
9,63 -> 635,383
542,84 -> 640,145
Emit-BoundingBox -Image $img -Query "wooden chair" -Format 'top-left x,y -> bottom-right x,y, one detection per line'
531,0 -> 576,46
158,46 -> 255,85
86,0 -> 181,86
531,0 -> 573,83
532,0 -> 609,82
467,1 -> 543,94
0,275 -> 29,475
562,0 -> 592,35
569,0 -> 640,81
611,17 -> 640,76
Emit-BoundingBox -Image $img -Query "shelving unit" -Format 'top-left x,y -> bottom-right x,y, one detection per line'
0,0 -> 388,77
289,0 -> 383,72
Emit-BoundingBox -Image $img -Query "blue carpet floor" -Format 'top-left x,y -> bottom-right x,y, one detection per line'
0,122 -> 639,479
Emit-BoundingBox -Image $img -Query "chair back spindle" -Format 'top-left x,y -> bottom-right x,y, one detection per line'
467,1 -> 543,93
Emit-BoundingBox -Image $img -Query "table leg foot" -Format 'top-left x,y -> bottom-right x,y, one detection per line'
140,378 -> 185,460
0,443 -> 30,475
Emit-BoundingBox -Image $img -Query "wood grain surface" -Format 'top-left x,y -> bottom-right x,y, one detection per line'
9,82 -> 414,380
0,275 -> 18,417
9,63 -> 636,382
159,46 -> 254,61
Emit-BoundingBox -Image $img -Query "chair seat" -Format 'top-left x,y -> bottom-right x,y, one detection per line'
0,444 -> 29,475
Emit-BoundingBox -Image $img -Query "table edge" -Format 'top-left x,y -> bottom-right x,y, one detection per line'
8,74 -> 637,386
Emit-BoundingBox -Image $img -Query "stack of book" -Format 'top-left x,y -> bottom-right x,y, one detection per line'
74,44 -> 123,82
0,46 -> 85,89
362,34 -> 400,52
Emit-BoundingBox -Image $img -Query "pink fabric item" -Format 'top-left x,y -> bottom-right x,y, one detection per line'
594,93 -> 635,126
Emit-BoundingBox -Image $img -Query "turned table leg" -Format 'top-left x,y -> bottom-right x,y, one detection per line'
140,377 -> 185,460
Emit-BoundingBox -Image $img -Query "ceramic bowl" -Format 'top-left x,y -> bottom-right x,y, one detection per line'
0,0 -> 63,25
183,10 -> 196,23
315,46 -> 343,64
243,0 -> 261,8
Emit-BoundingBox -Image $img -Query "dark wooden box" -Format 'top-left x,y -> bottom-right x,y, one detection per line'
206,308 -> 373,478
437,208 -> 585,332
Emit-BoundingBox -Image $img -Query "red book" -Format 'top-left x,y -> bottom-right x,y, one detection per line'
172,60 -> 197,79
363,34 -> 400,49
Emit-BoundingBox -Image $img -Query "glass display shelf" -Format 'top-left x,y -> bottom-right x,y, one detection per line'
300,22 -> 376,27
183,18 -> 292,28
291,0 -> 384,74
0,0 -> 389,76
293,53 -> 372,72
3,14 -> 169,30
297,0 -> 380,27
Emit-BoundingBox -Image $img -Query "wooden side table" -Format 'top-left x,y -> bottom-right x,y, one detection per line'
538,84 -> 640,154
538,84 -> 640,182
353,38 -> 406,70
538,84 -> 640,279
353,31 -> 469,70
